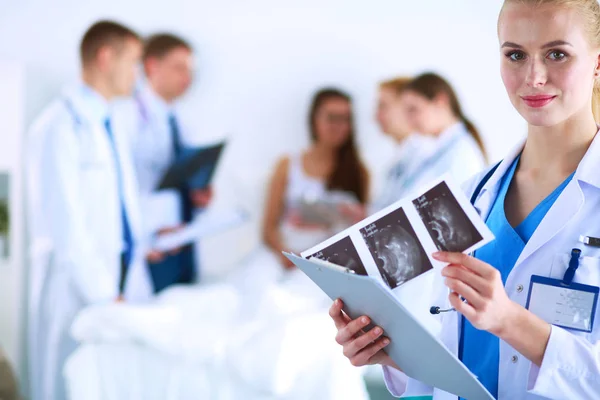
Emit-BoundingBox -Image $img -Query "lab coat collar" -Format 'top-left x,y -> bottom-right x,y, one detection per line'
393,133 -> 434,161
62,81 -> 111,126
515,127 -> 600,265
437,121 -> 467,147
471,136 -> 526,219
476,128 -> 600,269
135,82 -> 175,122
473,127 -> 600,208
574,127 -> 600,189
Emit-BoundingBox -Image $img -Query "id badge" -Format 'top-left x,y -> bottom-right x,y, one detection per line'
526,275 -> 599,333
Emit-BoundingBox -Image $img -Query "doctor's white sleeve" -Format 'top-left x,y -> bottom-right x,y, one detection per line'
527,325 -> 600,398
40,125 -> 117,304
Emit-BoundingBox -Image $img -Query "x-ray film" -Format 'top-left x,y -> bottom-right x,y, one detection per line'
300,175 -> 494,292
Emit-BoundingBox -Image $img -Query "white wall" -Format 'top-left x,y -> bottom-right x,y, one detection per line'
0,0 -> 527,392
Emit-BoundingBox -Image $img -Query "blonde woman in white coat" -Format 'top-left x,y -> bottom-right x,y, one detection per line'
330,0 -> 600,399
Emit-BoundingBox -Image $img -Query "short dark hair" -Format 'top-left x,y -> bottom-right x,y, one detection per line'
80,20 -> 140,66
143,33 -> 192,61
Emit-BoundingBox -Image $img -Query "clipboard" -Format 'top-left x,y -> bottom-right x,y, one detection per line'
284,252 -> 494,400
157,141 -> 226,191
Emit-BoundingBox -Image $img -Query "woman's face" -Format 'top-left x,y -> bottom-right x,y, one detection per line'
376,87 -> 413,138
313,97 -> 352,148
400,90 -> 446,135
498,3 -> 600,127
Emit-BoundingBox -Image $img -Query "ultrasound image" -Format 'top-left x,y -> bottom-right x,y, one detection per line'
360,207 -> 432,289
308,236 -> 368,276
412,181 -> 482,252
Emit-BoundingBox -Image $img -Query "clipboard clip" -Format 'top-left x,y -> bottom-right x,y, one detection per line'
579,235 -> 600,248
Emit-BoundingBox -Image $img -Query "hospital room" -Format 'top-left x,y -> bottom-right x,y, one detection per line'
9,0 -> 600,399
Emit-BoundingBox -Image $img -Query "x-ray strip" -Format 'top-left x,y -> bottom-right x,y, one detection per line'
360,207 -> 433,289
411,176 -> 494,255
307,236 -> 368,276
300,175 -> 495,291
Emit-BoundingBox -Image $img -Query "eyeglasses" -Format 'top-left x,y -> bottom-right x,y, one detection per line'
319,113 -> 352,124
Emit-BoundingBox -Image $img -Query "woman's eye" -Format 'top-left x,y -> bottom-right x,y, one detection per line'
548,50 -> 566,61
507,51 -> 526,62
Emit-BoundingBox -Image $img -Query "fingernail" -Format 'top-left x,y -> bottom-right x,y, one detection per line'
383,339 -> 390,345
361,317 -> 368,324
432,252 -> 443,259
374,327 -> 382,335
335,299 -> 340,305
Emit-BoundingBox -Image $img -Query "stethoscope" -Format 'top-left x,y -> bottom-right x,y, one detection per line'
429,160 -> 501,315
428,160 -> 598,316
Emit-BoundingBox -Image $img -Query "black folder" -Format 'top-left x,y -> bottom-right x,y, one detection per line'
156,141 -> 226,191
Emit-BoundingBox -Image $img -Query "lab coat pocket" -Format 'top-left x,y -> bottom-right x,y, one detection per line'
549,253 -> 600,283
549,253 -> 600,341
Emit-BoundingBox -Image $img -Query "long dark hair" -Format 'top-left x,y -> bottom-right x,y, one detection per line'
309,88 -> 368,204
404,73 -> 487,161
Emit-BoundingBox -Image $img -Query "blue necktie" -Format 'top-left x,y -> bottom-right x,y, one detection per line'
168,113 -> 193,222
168,113 -> 183,157
104,118 -> 134,291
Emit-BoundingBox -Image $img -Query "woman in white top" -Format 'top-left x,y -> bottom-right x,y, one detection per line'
329,0 -> 600,398
263,88 -> 370,268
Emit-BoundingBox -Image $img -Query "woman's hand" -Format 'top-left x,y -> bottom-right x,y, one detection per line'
190,186 -> 213,209
433,251 -> 551,366
329,299 -> 398,369
434,251 -> 519,336
287,210 -> 330,230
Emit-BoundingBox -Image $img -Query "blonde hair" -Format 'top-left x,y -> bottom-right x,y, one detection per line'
379,76 -> 412,95
502,0 -> 600,122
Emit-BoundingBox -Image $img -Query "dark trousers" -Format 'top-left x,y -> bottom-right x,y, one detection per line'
148,244 -> 196,293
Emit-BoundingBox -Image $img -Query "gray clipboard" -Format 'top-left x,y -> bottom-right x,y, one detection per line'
284,252 -> 494,400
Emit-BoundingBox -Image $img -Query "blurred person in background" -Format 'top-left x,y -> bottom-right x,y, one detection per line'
397,72 -> 488,191
343,73 -> 485,223
25,20 -> 151,400
0,345 -> 19,400
262,87 -> 370,269
118,33 -> 213,294
370,76 -> 440,213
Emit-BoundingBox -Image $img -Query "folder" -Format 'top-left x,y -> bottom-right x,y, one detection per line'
283,252 -> 494,400
156,141 -> 226,191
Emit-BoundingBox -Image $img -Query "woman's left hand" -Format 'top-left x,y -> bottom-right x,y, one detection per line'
433,251 -> 518,336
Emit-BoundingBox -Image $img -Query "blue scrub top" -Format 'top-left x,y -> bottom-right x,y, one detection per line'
459,156 -> 574,398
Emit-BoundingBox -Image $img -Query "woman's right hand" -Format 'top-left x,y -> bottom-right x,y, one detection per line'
329,299 -> 399,369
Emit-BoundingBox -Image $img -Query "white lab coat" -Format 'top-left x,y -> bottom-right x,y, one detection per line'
25,83 -> 153,400
370,134 -> 435,213
383,130 -> 600,399
115,83 -> 188,236
372,122 -> 486,214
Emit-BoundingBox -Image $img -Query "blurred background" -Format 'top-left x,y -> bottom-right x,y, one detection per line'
0,0 -> 526,399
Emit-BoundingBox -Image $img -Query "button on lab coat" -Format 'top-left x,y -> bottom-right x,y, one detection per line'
383,131 -> 600,399
25,83 -> 153,400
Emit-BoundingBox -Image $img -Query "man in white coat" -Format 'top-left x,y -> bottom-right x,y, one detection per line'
25,20 -> 153,400
118,33 -> 212,294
